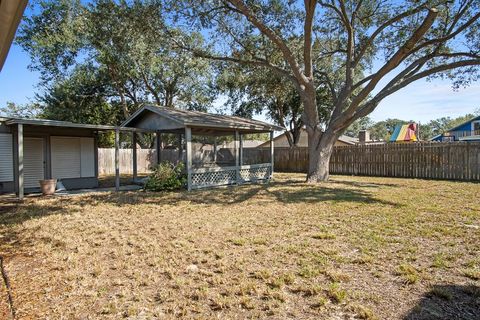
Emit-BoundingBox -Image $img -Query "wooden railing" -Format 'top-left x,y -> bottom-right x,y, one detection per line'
190,163 -> 272,189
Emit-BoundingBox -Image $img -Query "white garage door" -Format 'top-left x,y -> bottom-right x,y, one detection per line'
51,137 -> 95,179
24,138 -> 45,188
0,133 -> 14,182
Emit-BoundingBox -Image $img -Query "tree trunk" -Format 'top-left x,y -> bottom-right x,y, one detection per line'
306,128 -> 337,183
300,81 -> 337,183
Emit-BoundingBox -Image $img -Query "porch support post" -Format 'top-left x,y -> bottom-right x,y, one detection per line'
269,131 -> 274,179
185,127 -> 192,191
156,131 -> 162,164
235,130 -> 240,184
177,134 -> 182,163
16,123 -> 24,200
239,133 -> 243,166
132,131 -> 137,182
115,129 -> 120,191
213,137 -> 217,164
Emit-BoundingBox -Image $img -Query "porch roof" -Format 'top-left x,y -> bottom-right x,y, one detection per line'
121,105 -> 284,133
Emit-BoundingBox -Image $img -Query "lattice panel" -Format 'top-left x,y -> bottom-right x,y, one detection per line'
191,169 -> 237,187
240,166 -> 271,182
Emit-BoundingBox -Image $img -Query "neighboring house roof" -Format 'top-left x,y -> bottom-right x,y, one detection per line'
122,105 -> 284,132
0,0 -> 28,71
258,128 -> 358,148
429,115 -> 480,141
338,135 -> 359,145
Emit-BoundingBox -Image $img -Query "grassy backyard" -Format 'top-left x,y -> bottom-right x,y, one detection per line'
0,173 -> 479,319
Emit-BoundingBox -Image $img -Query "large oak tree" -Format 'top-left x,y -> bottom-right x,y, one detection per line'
168,0 -> 480,182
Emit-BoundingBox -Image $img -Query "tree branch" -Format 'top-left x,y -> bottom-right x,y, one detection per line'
225,0 -> 308,84
304,0 -> 317,79
348,8 -> 439,114
356,58 -> 480,118
353,2 -> 428,67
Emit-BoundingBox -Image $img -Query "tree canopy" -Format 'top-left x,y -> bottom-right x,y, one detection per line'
17,0 -> 218,123
167,0 -> 480,181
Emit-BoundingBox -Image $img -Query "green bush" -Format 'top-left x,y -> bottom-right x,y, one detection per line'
144,161 -> 187,191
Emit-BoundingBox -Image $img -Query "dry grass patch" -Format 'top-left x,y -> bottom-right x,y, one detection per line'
0,173 -> 479,319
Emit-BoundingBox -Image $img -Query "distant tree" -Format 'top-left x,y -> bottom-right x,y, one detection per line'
0,102 -> 40,118
169,0 -> 480,182
17,0 -> 217,122
37,64 -> 119,125
421,113 -> 478,139
344,117 -> 374,138
368,119 -> 410,141
218,64 -> 304,147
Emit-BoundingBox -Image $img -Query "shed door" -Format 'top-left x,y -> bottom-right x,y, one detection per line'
24,138 -> 45,188
51,137 -> 95,179
0,133 -> 14,182
51,137 -> 81,179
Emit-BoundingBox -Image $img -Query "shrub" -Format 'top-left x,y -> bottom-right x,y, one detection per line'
144,161 -> 187,191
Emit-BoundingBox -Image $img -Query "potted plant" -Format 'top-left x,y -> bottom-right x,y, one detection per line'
39,179 -> 57,196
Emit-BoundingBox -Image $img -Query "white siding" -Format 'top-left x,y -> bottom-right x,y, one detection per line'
51,137 -> 81,179
24,138 -> 45,188
80,137 -> 95,177
51,136 -> 95,179
0,133 -> 13,182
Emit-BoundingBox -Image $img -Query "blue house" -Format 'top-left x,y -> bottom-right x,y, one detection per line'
430,115 -> 480,142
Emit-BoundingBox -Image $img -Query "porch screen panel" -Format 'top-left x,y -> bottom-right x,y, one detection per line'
0,133 -> 13,182
51,137 -> 81,179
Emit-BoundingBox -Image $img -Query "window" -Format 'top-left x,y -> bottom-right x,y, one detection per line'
472,120 -> 480,133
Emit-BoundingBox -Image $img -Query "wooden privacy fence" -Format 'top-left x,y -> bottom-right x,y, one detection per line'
98,148 -> 156,175
98,148 -> 236,174
98,142 -> 480,181
268,142 -> 480,181
329,142 -> 480,180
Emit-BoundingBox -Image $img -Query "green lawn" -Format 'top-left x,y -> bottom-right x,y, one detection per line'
0,173 -> 479,319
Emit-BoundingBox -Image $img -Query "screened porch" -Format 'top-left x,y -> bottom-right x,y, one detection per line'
121,105 -> 283,190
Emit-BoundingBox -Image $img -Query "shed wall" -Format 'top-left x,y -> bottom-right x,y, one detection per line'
0,122 -> 100,194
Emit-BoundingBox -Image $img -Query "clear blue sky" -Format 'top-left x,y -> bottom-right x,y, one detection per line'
1,42 -> 479,124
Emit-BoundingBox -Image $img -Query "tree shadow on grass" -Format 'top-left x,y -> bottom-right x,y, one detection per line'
0,178 -> 401,227
404,284 -> 480,320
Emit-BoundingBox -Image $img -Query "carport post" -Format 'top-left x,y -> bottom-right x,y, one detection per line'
115,129 -> 120,191
270,131 -> 274,179
185,127 -> 192,191
132,131 -> 137,182
16,123 -> 24,200
235,130 -> 240,184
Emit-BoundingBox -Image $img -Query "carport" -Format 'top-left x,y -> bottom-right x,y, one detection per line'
0,118 -> 136,199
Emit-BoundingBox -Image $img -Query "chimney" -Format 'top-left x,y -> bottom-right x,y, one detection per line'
358,130 -> 370,144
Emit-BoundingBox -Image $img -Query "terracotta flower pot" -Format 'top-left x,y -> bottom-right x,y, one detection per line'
39,179 -> 57,196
